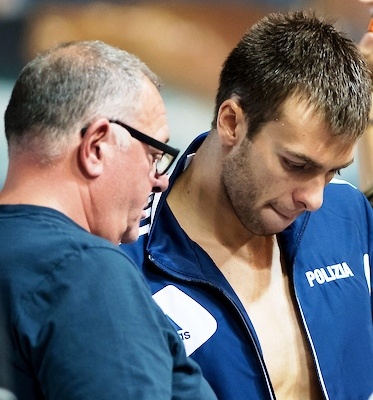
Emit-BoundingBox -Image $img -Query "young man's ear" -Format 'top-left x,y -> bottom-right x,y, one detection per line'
217,98 -> 247,147
78,118 -> 111,178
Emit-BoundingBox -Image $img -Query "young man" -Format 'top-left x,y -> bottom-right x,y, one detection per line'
121,11 -> 373,400
0,40 -> 217,400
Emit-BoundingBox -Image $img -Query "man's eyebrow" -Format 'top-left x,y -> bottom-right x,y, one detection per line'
286,150 -> 354,170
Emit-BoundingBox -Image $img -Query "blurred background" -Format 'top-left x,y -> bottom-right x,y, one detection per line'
0,0 -> 371,188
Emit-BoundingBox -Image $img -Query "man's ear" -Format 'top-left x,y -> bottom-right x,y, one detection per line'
78,118 -> 111,178
217,98 -> 247,147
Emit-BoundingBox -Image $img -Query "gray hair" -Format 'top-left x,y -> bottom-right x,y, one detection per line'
4,40 -> 161,159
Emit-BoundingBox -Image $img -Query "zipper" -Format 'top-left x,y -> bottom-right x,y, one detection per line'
149,254 -> 276,400
292,291 -> 329,400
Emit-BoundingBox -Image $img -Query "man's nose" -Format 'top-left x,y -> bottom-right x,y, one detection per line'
293,176 -> 325,211
152,173 -> 170,193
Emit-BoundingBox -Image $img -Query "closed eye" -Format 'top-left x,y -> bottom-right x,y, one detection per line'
283,158 -> 342,177
282,158 -> 309,171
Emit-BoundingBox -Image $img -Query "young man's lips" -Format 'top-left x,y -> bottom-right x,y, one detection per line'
272,206 -> 300,220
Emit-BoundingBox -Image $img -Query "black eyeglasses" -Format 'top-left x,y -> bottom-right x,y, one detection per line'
81,119 -> 180,175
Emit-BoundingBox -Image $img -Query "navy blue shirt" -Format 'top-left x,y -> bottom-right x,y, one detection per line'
0,205 -> 216,400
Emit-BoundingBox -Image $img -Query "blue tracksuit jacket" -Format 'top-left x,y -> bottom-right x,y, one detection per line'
121,132 -> 373,400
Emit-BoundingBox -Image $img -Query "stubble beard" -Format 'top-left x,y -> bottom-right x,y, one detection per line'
221,146 -> 272,237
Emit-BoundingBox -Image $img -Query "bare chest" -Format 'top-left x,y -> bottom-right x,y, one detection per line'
211,244 -> 324,400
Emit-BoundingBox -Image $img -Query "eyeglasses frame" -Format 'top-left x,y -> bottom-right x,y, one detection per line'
81,119 -> 180,175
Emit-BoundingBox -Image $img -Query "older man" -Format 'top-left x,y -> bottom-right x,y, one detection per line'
0,40 -> 216,400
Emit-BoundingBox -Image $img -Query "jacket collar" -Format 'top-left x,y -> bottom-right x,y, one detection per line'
146,131 -> 309,282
